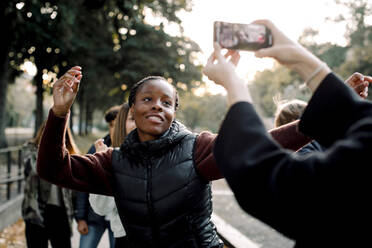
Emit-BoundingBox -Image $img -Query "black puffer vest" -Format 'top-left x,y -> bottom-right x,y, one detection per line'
111,121 -> 221,248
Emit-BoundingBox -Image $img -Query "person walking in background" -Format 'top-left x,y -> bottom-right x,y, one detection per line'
203,19 -> 372,247
75,105 -> 121,248
89,103 -> 136,248
22,120 -> 78,248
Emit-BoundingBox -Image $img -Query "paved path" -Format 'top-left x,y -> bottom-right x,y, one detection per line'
212,179 -> 294,248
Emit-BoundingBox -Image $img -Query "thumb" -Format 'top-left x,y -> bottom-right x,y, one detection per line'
213,42 -> 224,62
255,46 -> 277,58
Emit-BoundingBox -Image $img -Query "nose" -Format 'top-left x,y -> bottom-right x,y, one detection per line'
151,100 -> 163,111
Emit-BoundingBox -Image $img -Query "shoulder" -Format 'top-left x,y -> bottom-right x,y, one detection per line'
194,131 -> 216,157
196,131 -> 216,145
196,131 -> 217,142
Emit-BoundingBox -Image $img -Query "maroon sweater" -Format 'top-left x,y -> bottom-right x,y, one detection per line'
37,109 -> 310,195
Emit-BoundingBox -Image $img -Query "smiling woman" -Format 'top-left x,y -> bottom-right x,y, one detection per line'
36,67 -> 224,248
36,64 -> 310,247
127,76 -> 179,141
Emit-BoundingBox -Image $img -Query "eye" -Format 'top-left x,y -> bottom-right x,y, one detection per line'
163,100 -> 172,107
143,97 -> 151,102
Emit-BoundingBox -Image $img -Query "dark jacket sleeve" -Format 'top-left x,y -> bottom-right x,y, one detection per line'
37,109 -> 115,196
213,73 -> 372,239
74,191 -> 89,220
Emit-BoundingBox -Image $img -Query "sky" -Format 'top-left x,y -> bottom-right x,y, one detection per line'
171,0 -> 351,94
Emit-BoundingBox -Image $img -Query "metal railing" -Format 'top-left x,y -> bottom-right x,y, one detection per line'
0,146 -> 24,203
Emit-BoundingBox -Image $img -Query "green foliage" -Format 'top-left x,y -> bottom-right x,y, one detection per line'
6,0 -> 202,132
249,65 -> 311,117
177,92 -> 228,133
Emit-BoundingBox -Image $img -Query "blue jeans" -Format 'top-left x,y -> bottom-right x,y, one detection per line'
79,223 -> 115,248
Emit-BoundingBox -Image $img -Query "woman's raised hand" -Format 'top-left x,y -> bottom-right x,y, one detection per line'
203,43 -> 252,105
52,66 -> 82,117
203,43 -> 241,89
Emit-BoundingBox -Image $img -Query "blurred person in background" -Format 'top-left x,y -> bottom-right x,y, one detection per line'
89,103 -> 136,248
74,105 -> 121,248
22,119 -> 78,248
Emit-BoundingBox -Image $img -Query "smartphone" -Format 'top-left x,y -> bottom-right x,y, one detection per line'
214,21 -> 273,51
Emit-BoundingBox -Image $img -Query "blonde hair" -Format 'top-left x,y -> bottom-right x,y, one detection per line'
111,103 -> 131,147
274,99 -> 307,128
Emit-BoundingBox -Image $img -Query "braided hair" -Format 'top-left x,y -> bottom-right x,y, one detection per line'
128,76 -> 179,110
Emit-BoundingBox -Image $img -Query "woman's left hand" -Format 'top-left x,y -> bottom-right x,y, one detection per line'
203,43 -> 241,89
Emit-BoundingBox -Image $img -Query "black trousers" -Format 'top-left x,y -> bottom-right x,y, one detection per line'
115,236 -> 130,248
25,204 -> 71,248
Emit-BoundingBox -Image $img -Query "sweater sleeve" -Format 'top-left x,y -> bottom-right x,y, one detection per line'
37,109 -> 114,196
194,131 -> 223,181
268,120 -> 311,151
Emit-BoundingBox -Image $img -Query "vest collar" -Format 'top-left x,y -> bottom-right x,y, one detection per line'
120,121 -> 190,161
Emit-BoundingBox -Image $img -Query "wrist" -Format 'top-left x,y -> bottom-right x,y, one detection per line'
291,50 -> 331,92
225,76 -> 252,105
52,105 -> 69,117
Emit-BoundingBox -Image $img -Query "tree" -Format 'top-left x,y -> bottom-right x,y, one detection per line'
6,0 -> 202,139
177,92 -> 228,133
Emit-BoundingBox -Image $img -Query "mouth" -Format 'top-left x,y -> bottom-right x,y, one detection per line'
145,114 -> 164,122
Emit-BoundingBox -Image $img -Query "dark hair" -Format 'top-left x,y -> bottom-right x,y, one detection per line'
128,76 -> 179,110
112,103 -> 131,147
104,105 -> 121,123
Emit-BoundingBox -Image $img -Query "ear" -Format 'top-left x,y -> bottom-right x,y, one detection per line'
129,106 -> 135,119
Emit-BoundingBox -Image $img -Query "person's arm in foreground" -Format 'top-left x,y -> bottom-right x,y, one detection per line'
203,20 -> 372,237
37,66 -> 114,195
195,120 -> 310,181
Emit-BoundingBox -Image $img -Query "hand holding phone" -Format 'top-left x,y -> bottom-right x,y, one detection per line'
214,21 -> 273,51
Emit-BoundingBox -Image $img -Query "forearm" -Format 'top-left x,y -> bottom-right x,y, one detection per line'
37,109 -> 114,195
291,49 -> 331,92
225,74 -> 252,106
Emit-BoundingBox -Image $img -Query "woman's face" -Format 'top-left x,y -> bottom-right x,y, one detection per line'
133,79 -> 176,142
125,109 -> 136,135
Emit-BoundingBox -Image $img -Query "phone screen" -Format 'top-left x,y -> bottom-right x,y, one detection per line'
214,21 -> 272,51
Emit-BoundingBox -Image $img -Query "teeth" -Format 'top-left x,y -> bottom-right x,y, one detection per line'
148,116 -> 162,121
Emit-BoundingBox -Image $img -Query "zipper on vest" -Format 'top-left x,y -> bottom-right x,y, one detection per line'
145,158 -> 160,244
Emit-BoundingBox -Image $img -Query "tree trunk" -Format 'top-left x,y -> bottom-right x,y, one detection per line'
0,2 -> 13,148
34,71 -> 44,137
0,66 -> 9,148
84,103 -> 90,135
78,89 -> 84,136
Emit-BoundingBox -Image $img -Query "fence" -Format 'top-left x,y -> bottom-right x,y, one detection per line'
0,146 -> 24,205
